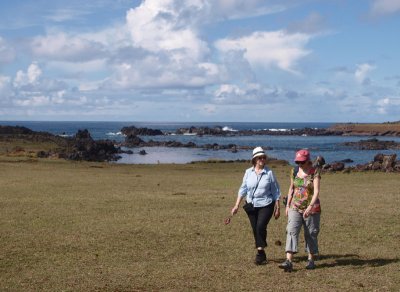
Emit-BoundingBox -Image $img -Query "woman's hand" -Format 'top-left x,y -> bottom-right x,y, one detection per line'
285,206 -> 290,216
303,205 -> 313,218
231,205 -> 239,216
274,207 -> 280,219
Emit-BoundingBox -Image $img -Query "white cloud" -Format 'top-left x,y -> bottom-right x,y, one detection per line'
215,30 -> 311,74
31,32 -> 105,62
371,0 -> 400,16
15,95 -> 50,106
213,82 -> 281,104
214,84 -> 246,104
105,53 -> 221,90
377,96 -> 400,114
13,63 -> 42,87
126,1 -> 209,60
313,86 -> 348,100
355,63 -> 375,84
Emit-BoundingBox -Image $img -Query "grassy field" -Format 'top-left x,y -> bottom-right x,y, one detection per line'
0,157 -> 399,291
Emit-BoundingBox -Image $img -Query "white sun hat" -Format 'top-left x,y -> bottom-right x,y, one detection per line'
252,146 -> 266,159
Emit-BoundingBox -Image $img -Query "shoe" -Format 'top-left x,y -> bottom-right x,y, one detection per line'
278,260 -> 293,272
255,250 -> 267,265
306,260 -> 315,270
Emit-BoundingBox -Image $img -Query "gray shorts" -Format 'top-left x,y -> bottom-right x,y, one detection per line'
285,208 -> 320,254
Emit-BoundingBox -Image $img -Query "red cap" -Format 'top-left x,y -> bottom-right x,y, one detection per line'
295,149 -> 310,162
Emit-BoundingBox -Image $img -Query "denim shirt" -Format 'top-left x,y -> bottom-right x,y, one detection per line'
238,166 -> 281,207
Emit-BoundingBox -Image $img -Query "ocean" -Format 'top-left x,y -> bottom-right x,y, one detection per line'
2,121 -> 400,165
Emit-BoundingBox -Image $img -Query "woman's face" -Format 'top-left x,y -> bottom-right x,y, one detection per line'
296,160 -> 311,168
255,155 -> 267,167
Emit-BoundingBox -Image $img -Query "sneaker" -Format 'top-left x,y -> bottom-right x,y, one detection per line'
255,250 -> 267,265
278,260 -> 293,272
306,260 -> 316,270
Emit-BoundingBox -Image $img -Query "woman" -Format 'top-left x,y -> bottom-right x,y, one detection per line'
279,149 -> 321,272
231,147 -> 281,265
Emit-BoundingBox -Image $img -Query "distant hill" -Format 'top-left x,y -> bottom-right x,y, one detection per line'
329,122 -> 400,136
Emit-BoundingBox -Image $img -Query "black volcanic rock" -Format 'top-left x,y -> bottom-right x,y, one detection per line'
0,125 -> 34,135
175,126 -> 225,136
124,134 -> 145,147
66,129 -> 120,161
342,138 -> 400,150
323,153 -> 399,173
121,126 -> 163,136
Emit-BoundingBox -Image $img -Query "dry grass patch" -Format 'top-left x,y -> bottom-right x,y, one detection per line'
330,122 -> 400,134
0,159 -> 399,291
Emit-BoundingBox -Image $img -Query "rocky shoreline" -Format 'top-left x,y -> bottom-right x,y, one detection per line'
1,125 -> 400,172
119,122 -> 400,138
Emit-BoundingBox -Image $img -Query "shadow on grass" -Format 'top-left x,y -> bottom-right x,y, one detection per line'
295,254 -> 399,268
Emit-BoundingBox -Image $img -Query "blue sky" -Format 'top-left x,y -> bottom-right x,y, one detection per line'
0,0 -> 399,122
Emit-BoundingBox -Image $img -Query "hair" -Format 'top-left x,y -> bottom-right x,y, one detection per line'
252,157 -> 257,166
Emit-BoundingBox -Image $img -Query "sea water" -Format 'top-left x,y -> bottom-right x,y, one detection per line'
1,121 -> 400,165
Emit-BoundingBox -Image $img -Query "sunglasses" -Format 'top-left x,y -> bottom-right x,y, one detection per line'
295,161 -> 306,165
257,156 -> 267,160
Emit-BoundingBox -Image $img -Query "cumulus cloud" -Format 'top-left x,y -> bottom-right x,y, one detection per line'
126,1 -> 209,59
104,54 -> 222,90
355,63 -> 375,85
370,0 -> 400,16
215,30 -> 311,74
13,63 -> 42,87
11,63 -> 73,107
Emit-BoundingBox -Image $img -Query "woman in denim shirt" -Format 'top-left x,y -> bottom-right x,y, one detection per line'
231,147 -> 281,265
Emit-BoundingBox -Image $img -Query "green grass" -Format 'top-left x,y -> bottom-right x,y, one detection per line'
0,159 -> 399,291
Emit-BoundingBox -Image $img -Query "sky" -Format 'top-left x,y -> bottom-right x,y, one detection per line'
0,0 -> 399,122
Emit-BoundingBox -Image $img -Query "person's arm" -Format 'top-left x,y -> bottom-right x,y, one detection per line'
286,175 -> 294,217
231,170 -> 248,215
231,196 -> 243,215
270,171 -> 281,219
304,176 -> 320,218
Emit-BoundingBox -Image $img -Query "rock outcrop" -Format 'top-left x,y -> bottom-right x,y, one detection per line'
65,129 -> 121,162
342,138 -> 400,150
121,126 -> 163,136
322,153 -> 399,173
